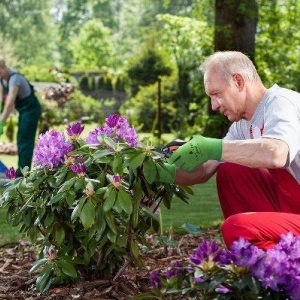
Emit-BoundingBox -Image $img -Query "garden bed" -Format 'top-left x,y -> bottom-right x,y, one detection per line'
0,227 -> 220,299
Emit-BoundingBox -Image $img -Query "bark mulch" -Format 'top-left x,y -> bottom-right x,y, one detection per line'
0,227 -> 221,300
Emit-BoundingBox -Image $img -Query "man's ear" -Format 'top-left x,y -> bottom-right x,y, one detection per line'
232,73 -> 244,90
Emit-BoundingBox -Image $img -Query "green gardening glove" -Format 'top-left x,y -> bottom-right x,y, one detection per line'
156,163 -> 176,184
0,120 -> 6,136
168,135 -> 222,173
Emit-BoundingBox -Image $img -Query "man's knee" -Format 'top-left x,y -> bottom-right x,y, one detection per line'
221,213 -> 258,248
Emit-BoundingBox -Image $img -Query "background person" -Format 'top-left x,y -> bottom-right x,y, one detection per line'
159,51 -> 300,250
0,57 -> 41,177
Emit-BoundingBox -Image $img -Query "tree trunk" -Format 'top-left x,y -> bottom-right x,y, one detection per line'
204,0 -> 258,138
215,0 -> 258,61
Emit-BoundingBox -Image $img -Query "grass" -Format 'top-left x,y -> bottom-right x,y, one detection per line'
161,177 -> 223,232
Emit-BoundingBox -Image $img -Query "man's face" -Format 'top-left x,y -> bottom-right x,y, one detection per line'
204,66 -> 247,122
0,61 -> 9,80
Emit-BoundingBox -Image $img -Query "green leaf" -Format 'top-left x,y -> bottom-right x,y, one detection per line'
53,226 -> 65,245
181,222 -> 204,236
29,257 -> 49,274
55,167 -> 68,185
66,190 -> 76,206
117,189 -> 133,215
113,154 -> 124,175
56,260 -> 77,278
132,179 -> 142,228
103,188 -> 117,212
36,263 -> 53,293
95,206 -> 106,240
74,178 -> 84,191
80,200 -> 95,229
127,152 -> 146,169
104,211 -> 117,234
57,177 -> 76,193
143,159 -> 157,184
156,235 -> 177,247
93,149 -> 113,160
71,197 -> 86,221
130,240 -> 139,258
244,274 -> 261,294
48,176 -> 58,188
44,211 -> 55,227
107,230 -> 117,243
48,192 -> 65,205
113,196 -> 123,213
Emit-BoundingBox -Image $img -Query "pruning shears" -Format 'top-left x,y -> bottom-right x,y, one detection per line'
154,139 -> 186,158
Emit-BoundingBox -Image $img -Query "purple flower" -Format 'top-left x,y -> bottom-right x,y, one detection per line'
105,114 -> 120,128
33,130 -> 73,169
113,174 -> 121,189
5,167 -> 17,180
274,232 -> 300,260
189,240 -> 224,265
215,285 -> 230,294
75,156 -> 85,163
229,238 -> 264,267
150,270 -> 161,289
123,127 -> 139,147
85,115 -> 138,147
85,126 -> 103,145
70,163 -> 86,177
251,248 -> 289,291
66,122 -> 84,141
166,261 -> 184,279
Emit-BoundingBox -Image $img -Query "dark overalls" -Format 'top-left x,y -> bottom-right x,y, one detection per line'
0,73 -> 41,176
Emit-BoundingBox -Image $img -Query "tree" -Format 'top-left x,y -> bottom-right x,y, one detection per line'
256,0 -> 300,91
214,0 -> 258,61
70,19 -> 114,69
0,0 -> 56,66
202,0 -> 258,138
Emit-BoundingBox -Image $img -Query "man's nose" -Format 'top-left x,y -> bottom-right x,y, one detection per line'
211,98 -> 220,111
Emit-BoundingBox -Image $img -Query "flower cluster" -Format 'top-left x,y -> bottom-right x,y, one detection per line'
85,114 -> 138,147
31,114 -> 138,171
149,232 -> 300,299
33,130 -> 74,169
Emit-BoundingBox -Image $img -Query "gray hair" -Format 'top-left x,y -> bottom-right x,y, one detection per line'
199,51 -> 261,83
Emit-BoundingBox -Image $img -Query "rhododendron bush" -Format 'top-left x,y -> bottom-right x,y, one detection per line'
0,114 -> 192,293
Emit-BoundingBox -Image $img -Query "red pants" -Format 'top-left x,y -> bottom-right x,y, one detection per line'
217,163 -> 300,250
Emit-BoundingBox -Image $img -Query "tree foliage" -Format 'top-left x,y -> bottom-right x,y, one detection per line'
70,19 -> 114,69
0,0 -> 56,66
2,0 -> 300,137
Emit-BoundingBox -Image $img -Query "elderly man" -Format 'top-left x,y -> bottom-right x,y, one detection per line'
0,57 -> 41,176
159,51 -> 300,250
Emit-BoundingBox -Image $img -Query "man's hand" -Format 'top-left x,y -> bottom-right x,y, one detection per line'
0,120 -> 6,136
156,163 -> 176,184
168,135 -> 222,172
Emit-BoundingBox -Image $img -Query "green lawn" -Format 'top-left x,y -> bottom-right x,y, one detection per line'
161,177 -> 223,232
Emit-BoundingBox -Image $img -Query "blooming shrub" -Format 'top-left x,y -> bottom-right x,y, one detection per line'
139,232 -> 300,299
0,114 -> 192,293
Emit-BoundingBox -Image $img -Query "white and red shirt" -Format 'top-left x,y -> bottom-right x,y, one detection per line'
225,84 -> 300,183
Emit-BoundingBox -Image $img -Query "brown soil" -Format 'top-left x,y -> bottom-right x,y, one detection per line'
0,227 -> 221,300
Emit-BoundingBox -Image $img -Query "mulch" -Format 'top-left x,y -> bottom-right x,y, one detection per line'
0,227 -> 221,300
